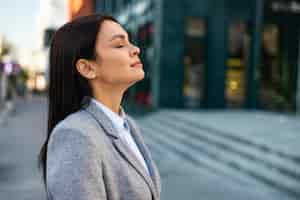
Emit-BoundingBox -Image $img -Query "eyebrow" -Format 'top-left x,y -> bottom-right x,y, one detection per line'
109,34 -> 129,42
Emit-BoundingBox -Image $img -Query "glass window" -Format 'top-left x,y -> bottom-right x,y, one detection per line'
183,18 -> 207,108
259,23 -> 297,112
225,21 -> 250,108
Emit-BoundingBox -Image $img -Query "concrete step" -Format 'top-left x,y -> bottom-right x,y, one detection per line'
166,111 -> 300,160
139,122 -> 271,188
152,112 -> 300,182
141,130 -> 298,200
137,114 -> 300,198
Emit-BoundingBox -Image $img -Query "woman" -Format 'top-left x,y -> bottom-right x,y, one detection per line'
38,14 -> 161,200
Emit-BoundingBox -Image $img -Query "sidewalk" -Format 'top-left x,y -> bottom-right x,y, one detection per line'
0,100 -> 15,125
138,109 -> 300,200
1,96 -> 299,200
0,95 -> 47,200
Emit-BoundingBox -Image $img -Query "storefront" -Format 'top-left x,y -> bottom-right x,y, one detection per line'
154,0 -> 258,109
109,0 -> 299,113
258,0 -> 300,112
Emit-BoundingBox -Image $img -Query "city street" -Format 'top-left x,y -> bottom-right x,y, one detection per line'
0,95 -> 299,200
2,0 -> 300,200
0,95 -> 47,199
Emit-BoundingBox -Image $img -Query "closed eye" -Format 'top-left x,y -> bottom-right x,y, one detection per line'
116,45 -> 123,48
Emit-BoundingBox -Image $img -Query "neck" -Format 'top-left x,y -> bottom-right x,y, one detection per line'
92,84 -> 126,115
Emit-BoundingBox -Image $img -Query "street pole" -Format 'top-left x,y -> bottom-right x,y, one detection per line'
0,72 -> 7,104
152,0 -> 162,109
247,0 -> 264,109
0,72 -> 2,109
0,36 -> 3,109
296,31 -> 300,114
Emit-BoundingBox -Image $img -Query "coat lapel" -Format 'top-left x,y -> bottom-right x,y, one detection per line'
81,97 -> 159,200
126,117 -> 161,198
112,137 -> 158,200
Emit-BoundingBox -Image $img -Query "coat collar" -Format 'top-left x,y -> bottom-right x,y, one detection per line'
90,97 -> 126,132
80,96 -> 160,200
81,96 -> 119,139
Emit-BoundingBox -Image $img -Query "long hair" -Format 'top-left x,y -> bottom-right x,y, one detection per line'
38,14 -> 118,189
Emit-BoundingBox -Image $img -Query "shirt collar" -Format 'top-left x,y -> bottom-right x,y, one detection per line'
91,98 -> 126,132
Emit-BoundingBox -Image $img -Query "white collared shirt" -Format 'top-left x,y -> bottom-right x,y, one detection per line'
91,98 -> 150,175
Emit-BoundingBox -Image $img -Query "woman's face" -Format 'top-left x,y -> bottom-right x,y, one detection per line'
93,20 -> 145,87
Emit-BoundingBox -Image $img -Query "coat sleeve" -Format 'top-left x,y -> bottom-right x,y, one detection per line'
46,128 -> 107,200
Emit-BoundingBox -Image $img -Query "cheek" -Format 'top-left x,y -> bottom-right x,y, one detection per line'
97,51 -> 133,82
103,50 -> 130,69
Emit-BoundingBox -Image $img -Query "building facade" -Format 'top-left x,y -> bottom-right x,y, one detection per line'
95,0 -> 300,113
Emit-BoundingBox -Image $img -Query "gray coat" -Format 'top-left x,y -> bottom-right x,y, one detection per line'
46,98 -> 161,200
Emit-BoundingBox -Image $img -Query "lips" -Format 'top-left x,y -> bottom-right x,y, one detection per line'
130,61 -> 143,68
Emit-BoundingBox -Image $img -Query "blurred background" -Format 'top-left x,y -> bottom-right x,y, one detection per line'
0,0 -> 300,199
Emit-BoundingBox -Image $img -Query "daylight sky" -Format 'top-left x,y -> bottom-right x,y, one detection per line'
0,0 -> 39,51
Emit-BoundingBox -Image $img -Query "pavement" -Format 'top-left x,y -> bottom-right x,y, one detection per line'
0,101 -> 15,126
0,95 -> 299,200
0,95 -> 47,200
138,110 -> 300,200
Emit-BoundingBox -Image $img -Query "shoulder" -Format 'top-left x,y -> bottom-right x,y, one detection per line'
48,109 -> 106,154
52,110 -> 91,133
52,109 -> 105,137
46,115 -> 104,199
47,110 -> 105,163
48,110 -> 95,151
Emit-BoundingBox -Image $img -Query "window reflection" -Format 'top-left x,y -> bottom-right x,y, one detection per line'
226,21 -> 250,107
183,18 -> 207,108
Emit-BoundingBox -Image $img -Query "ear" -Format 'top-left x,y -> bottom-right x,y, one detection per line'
76,59 -> 96,79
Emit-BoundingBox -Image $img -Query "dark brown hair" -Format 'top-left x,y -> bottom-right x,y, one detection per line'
38,13 -> 118,190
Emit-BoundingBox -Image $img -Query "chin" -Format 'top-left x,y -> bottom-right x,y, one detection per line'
137,70 -> 145,80
127,71 -> 145,86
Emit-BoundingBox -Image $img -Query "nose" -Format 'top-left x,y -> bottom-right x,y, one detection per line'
130,44 -> 140,57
